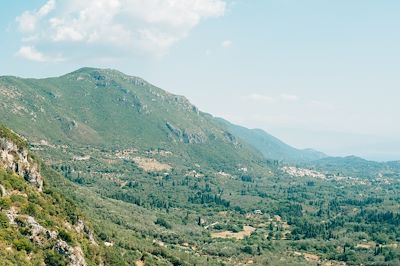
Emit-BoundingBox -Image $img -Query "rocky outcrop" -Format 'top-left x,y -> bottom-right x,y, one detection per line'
26,216 -> 58,243
74,219 -> 98,246
166,122 -> 207,144
5,207 -> 18,225
0,128 -> 91,266
182,131 -> 206,144
166,122 -> 182,137
223,131 -> 236,143
55,240 -> 87,266
5,207 -> 87,266
0,137 -> 43,191
5,207 -> 57,244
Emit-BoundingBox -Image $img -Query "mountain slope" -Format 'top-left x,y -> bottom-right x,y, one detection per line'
0,126 -> 103,266
0,67 -> 264,171
1,69 -> 400,265
217,118 -> 327,162
309,155 -> 400,179
0,68 -> 279,265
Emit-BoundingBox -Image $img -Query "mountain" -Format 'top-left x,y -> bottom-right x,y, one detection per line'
0,68 -> 282,265
309,155 -> 400,179
217,118 -> 327,162
0,126 -> 103,265
0,67 -> 264,171
1,68 -> 400,265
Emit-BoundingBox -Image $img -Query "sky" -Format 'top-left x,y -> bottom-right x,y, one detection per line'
1,0 -> 399,161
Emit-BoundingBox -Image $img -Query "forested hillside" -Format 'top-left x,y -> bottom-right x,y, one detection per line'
0,69 -> 399,265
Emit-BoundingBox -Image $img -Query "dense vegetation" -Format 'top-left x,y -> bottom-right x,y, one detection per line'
45,143 -> 400,265
0,68 -> 399,265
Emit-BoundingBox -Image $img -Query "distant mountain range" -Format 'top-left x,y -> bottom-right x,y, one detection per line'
217,118 -> 327,162
2,67 -> 396,169
308,155 -> 400,179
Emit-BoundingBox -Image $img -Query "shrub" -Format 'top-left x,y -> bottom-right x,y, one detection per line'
0,212 -> 9,228
241,245 -> 255,255
15,217 -> 27,227
214,224 -> 223,230
45,250 -> 67,266
105,249 -> 128,266
155,218 -> 172,229
227,224 -> 241,233
28,194 -> 40,204
23,203 -> 38,216
99,232 -> 109,241
58,230 -> 73,244
0,198 -> 11,210
240,175 -> 253,182
10,194 -> 26,204
13,238 -> 34,252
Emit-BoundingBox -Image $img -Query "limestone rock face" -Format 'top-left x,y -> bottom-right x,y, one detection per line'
55,240 -> 87,266
4,201 -> 88,266
166,122 -> 207,144
75,219 -> 98,246
0,137 -> 43,191
182,130 -> 206,144
26,215 -> 58,243
0,131 -> 90,266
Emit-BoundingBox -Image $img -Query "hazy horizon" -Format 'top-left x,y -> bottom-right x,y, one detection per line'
1,0 -> 399,161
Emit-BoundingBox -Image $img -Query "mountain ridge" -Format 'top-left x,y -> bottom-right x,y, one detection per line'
1,67 -> 394,166
216,118 -> 327,162
0,67 -> 329,164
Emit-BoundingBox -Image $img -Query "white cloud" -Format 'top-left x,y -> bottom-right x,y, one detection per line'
221,40 -> 232,48
16,0 -> 226,56
16,0 -> 55,33
37,0 -> 56,17
16,46 -> 64,62
16,12 -> 37,32
16,46 -> 46,62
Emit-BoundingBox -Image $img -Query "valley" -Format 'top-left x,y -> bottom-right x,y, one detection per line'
0,68 -> 399,265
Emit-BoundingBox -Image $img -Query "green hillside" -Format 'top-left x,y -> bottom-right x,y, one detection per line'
0,126 -> 105,265
309,155 -> 400,179
1,69 -> 400,265
0,67 -> 263,171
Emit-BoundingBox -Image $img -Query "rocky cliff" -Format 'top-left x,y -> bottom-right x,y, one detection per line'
0,136 -> 43,191
0,126 -> 101,266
